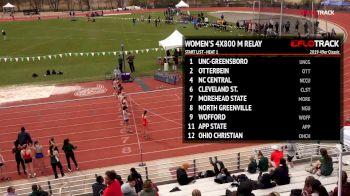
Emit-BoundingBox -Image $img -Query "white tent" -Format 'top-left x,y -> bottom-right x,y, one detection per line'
175,0 -> 189,8
3,3 -> 15,8
159,30 -> 183,51
3,3 -> 15,13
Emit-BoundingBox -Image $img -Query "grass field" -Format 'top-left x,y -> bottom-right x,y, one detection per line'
0,11 -> 247,86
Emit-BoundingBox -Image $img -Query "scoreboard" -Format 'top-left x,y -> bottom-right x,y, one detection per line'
184,38 -> 342,142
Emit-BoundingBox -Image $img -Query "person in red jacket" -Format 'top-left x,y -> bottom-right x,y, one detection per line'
103,170 -> 122,196
270,145 -> 283,168
330,171 -> 350,196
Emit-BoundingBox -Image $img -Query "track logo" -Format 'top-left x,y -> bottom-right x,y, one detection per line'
317,10 -> 335,15
74,84 -> 107,97
290,40 -> 339,48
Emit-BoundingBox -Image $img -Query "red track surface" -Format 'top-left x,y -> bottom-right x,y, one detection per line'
0,79 -> 255,181
0,7 -> 349,182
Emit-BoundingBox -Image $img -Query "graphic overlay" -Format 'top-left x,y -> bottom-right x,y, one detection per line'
184,38 -> 343,142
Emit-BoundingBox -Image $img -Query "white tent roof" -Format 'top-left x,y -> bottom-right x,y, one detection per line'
159,30 -> 183,51
175,0 -> 189,8
3,3 -> 15,8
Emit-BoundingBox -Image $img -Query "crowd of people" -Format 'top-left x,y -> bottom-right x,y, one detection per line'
171,144 -> 348,196
0,127 -> 79,181
91,168 -> 159,196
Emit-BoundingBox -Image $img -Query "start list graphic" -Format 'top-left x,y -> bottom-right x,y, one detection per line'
184,37 -> 342,142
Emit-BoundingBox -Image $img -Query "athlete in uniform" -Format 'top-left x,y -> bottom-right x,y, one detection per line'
142,110 -> 150,140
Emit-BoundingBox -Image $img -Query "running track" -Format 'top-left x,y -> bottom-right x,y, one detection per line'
0,7 -> 350,181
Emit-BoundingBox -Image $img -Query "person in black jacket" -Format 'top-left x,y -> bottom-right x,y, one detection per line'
17,127 -> 32,146
62,139 -> 79,172
176,163 -> 195,185
128,168 -> 143,193
92,176 -> 107,196
270,158 -> 290,185
257,173 -> 276,189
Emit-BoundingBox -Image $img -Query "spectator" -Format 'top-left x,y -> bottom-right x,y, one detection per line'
215,168 -> 233,184
229,181 -> 255,196
268,192 -> 280,196
247,156 -> 257,174
285,142 -> 297,168
121,178 -> 137,196
4,186 -> 17,196
12,140 -> 26,175
18,127 -> 32,146
295,20 -> 299,32
270,145 -> 283,168
0,150 -> 10,181
139,179 -> 158,196
92,175 -> 107,196
29,184 -> 49,196
128,168 -> 143,193
296,176 -> 315,196
304,21 -> 309,34
2,30 -> 6,40
34,141 -> 45,174
257,173 -> 276,189
62,138 -> 79,172
103,170 -> 122,196
330,171 -> 350,196
270,158 -> 290,185
48,145 -> 64,179
311,179 -> 329,196
127,52 -> 135,73
21,143 -> 36,178
176,163 -> 195,185
118,55 -> 123,72
192,189 -> 201,196
257,151 -> 269,172
308,148 -> 333,176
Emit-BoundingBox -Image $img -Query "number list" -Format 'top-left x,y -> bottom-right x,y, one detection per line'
184,38 -> 342,142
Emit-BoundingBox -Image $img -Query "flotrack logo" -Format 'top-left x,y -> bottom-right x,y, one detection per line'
317,10 -> 335,15
290,40 -> 339,48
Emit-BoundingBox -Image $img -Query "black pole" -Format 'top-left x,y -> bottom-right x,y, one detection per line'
138,146 -> 146,167
48,181 -> 52,195
121,44 -> 125,72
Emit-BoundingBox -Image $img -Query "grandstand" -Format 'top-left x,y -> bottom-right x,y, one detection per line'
0,142 -> 348,195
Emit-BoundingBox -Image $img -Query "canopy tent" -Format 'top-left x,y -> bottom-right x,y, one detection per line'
159,30 -> 183,51
175,0 -> 189,8
3,3 -> 15,12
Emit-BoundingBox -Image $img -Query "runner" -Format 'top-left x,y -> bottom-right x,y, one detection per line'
121,96 -> 128,110
141,110 -> 150,140
21,143 -> 36,178
34,141 -> 46,174
123,106 -> 131,133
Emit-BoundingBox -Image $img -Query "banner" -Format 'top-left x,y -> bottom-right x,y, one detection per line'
0,47 -> 171,63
